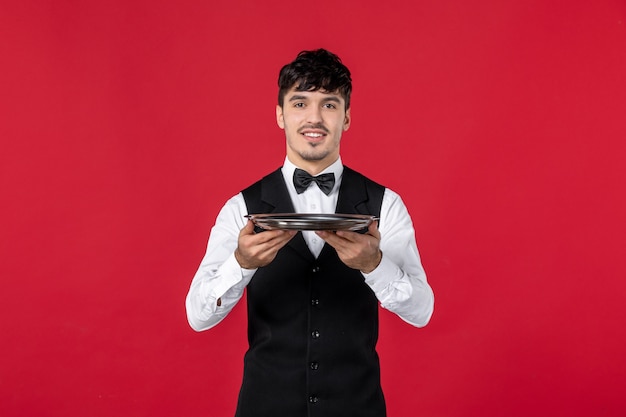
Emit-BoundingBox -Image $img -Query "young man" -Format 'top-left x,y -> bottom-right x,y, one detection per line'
186,49 -> 434,417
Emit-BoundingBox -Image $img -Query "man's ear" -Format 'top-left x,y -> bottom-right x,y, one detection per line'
343,108 -> 351,131
276,105 -> 285,129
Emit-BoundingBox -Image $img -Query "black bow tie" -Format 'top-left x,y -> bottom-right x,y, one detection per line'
293,168 -> 335,195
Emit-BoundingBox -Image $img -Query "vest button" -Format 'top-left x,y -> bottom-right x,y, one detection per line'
309,395 -> 319,404
311,266 -> 320,273
311,299 -> 320,306
311,330 -> 320,339
310,361 -> 319,370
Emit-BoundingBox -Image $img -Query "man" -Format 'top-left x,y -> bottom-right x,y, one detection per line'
186,49 -> 434,417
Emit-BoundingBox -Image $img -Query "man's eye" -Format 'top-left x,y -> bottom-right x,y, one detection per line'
323,103 -> 336,109
294,102 -> 305,108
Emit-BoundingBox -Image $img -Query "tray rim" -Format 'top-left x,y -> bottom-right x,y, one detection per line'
245,213 -> 378,231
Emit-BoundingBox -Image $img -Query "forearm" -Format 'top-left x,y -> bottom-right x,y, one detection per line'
185,194 -> 254,331
363,189 -> 435,327
186,253 -> 256,331
363,254 -> 434,327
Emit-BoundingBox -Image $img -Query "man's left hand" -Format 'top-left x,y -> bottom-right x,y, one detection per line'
316,221 -> 382,273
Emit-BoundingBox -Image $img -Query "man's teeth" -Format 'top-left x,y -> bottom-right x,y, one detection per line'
304,133 -> 323,138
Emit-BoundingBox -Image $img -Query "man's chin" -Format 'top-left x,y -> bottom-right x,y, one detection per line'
299,151 -> 329,162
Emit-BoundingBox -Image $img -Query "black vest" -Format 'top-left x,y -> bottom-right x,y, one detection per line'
235,167 -> 387,417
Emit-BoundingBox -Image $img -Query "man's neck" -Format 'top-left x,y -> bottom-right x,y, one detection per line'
286,156 -> 340,176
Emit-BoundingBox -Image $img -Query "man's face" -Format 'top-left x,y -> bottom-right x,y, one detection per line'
277,87 -> 351,174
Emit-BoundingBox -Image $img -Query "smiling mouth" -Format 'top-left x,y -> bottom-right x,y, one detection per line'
301,131 -> 326,145
299,125 -> 328,143
298,124 -> 329,139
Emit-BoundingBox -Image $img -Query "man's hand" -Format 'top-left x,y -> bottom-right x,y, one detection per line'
234,220 -> 296,269
316,221 -> 382,273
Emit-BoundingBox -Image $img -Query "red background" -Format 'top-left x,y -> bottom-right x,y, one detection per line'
1,1 -> 625,416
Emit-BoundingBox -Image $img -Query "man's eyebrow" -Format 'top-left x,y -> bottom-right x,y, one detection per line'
322,96 -> 341,103
288,95 -> 309,101
287,94 -> 342,103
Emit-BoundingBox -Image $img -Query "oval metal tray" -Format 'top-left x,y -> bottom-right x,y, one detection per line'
246,213 -> 377,231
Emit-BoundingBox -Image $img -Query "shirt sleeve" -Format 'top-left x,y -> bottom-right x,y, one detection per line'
362,189 -> 435,327
185,193 -> 256,331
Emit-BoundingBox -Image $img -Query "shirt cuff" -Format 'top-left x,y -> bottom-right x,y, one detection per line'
362,254 -> 403,294
209,253 -> 257,303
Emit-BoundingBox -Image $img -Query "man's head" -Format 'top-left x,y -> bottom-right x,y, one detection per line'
278,49 -> 352,110
276,49 -> 353,174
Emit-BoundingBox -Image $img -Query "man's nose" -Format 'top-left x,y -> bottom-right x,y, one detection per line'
305,106 -> 323,124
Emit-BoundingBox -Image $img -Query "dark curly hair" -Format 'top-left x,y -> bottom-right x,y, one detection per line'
277,49 -> 352,110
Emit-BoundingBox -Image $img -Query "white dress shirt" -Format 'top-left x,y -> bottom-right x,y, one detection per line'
185,157 -> 434,331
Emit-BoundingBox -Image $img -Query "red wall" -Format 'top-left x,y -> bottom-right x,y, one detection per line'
1,1 -> 625,416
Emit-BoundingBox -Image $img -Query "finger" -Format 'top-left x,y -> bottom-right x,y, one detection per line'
366,221 -> 380,239
236,230 -> 296,268
334,222 -> 380,241
264,230 -> 297,248
258,230 -> 296,257
240,219 -> 256,236
240,220 -> 292,242
256,229 -> 296,245
315,230 -> 341,244
316,230 -> 350,252
248,231 -> 296,256
334,230 -> 361,242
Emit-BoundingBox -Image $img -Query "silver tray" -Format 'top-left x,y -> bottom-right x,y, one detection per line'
246,213 -> 377,231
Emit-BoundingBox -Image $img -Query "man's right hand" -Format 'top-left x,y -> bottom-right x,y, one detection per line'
234,220 -> 296,269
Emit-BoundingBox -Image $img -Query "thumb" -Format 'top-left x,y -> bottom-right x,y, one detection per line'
241,219 -> 256,235
367,220 -> 380,239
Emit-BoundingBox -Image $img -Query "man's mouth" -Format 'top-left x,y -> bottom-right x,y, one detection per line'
299,124 -> 329,141
303,132 -> 325,138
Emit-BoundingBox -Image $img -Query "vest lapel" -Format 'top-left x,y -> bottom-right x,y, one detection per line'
335,166 -> 371,215
260,169 -> 314,262
259,169 -> 295,213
